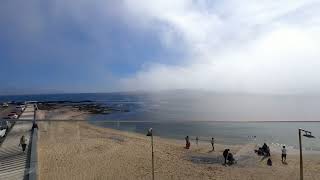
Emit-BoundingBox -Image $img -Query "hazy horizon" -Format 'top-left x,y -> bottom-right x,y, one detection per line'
2,91 -> 320,122
3,89 -> 320,97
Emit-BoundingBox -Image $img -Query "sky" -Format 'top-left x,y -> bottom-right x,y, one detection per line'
1,0 -> 320,95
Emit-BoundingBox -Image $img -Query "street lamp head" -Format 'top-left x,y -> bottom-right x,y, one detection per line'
303,134 -> 315,138
303,131 -> 315,138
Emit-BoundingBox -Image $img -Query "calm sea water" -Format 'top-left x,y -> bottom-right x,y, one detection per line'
89,121 -> 320,151
1,92 -> 320,150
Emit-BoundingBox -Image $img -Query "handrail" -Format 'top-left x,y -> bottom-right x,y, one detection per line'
28,128 -> 38,180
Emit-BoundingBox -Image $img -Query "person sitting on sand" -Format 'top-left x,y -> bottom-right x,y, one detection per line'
281,146 -> 287,162
19,135 -> 27,152
227,152 -> 235,165
223,149 -> 230,164
185,136 -> 190,149
211,137 -> 215,151
267,158 -> 272,166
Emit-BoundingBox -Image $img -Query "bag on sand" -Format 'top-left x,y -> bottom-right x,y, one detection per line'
267,158 -> 272,166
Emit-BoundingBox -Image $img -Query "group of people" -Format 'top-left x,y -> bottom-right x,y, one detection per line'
255,143 -> 271,157
186,137 -> 288,166
185,136 -> 215,151
255,142 -> 287,166
223,149 -> 236,165
185,136 -> 237,165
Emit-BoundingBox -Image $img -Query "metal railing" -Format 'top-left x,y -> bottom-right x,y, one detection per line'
28,128 -> 38,180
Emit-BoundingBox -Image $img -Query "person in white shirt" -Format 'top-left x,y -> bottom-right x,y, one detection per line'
281,146 -> 287,162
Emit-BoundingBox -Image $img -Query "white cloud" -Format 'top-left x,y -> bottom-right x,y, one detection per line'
120,0 -> 320,94
2,0 -> 320,94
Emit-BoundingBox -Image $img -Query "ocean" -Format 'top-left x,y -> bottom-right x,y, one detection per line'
1,91 -> 320,151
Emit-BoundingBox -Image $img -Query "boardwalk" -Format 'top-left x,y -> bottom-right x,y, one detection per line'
0,105 -> 34,180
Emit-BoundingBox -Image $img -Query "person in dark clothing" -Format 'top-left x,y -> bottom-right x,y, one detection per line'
223,149 -> 230,164
227,152 -> 235,164
196,136 -> 199,146
266,146 -> 271,157
32,123 -> 38,130
185,136 -> 190,149
267,158 -> 272,166
261,143 -> 271,157
262,143 -> 268,152
211,137 -> 215,151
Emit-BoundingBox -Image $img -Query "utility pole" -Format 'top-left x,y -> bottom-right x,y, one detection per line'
299,129 -> 303,180
298,128 -> 315,180
151,132 -> 154,180
147,128 -> 154,180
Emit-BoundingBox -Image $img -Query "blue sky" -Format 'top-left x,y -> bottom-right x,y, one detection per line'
1,0 -> 320,95
0,0 -> 182,94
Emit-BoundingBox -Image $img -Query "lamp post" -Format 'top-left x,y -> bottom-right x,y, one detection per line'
146,128 -> 154,180
298,128 -> 315,180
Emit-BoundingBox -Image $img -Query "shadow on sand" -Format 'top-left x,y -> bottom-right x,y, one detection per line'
260,156 -> 269,162
189,155 -> 224,165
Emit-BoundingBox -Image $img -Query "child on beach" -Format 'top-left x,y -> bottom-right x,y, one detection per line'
281,146 -> 287,162
19,135 -> 27,152
211,137 -> 215,151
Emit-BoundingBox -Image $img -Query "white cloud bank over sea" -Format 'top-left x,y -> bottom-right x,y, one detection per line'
119,0 -> 320,94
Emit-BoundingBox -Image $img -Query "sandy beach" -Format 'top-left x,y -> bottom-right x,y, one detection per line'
37,108 -> 320,180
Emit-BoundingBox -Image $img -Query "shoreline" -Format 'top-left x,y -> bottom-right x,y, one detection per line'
36,105 -> 320,154
36,107 -> 320,179
87,120 -> 320,154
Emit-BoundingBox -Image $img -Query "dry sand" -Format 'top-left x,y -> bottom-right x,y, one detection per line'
37,109 -> 320,180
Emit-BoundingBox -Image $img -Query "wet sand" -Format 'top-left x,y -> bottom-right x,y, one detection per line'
37,109 -> 320,180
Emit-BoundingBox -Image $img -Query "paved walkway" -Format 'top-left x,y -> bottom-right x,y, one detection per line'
0,105 -> 34,180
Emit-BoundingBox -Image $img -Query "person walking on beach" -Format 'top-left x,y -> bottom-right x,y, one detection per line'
281,146 -> 287,162
19,135 -> 27,152
196,136 -> 199,146
211,137 -> 215,151
185,136 -> 190,149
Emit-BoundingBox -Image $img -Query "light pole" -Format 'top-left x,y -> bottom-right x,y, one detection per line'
146,128 -> 154,180
298,128 -> 315,180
